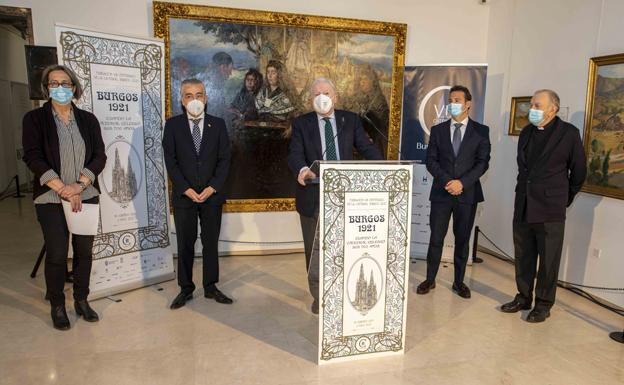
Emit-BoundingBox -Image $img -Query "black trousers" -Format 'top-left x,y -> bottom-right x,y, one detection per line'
35,203 -> 95,306
173,203 -> 223,293
513,221 -> 565,311
299,212 -> 320,303
426,200 -> 477,284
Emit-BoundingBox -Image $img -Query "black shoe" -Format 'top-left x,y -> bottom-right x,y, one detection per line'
204,288 -> 233,304
526,308 -> 550,323
74,300 -> 99,322
311,300 -> 319,315
452,282 -> 471,299
51,305 -> 71,330
170,291 -> 193,309
416,280 -> 436,295
500,296 -> 532,313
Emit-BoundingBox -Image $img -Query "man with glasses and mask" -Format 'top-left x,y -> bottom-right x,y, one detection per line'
501,89 -> 586,323
287,77 -> 382,314
162,78 -> 232,309
416,85 -> 491,299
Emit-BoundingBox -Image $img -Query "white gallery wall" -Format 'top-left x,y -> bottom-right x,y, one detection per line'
482,0 -> 623,307
0,0 -> 489,254
3,0 -> 619,306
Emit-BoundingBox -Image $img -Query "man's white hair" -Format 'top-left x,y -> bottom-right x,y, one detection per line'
180,78 -> 205,96
534,89 -> 560,112
310,77 -> 337,94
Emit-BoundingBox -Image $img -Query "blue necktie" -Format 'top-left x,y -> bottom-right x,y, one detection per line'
452,123 -> 462,156
323,117 -> 337,160
191,118 -> 202,154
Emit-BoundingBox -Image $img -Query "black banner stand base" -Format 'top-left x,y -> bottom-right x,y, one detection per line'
610,331 -> 624,343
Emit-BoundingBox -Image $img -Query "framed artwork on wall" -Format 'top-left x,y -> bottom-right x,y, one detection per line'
153,2 -> 407,212
508,96 -> 531,136
583,53 -> 624,200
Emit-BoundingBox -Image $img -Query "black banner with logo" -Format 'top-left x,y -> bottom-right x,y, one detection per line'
400,65 -> 488,162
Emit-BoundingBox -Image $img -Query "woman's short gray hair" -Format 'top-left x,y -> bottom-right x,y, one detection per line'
40,64 -> 83,100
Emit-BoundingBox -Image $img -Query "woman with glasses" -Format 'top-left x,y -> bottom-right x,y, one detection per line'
22,64 -> 107,330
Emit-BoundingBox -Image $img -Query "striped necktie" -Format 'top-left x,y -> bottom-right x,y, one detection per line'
191,118 -> 202,154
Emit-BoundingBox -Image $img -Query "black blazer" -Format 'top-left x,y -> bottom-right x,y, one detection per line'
513,117 -> 586,223
162,113 -> 231,208
287,110 -> 383,217
22,101 -> 107,200
426,118 -> 491,204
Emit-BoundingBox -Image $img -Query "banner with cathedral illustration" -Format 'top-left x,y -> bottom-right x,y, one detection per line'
318,162 -> 412,364
55,25 -> 174,299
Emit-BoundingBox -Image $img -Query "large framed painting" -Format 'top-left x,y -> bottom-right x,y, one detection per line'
583,53 -> 624,200
508,96 -> 531,136
153,2 -> 406,212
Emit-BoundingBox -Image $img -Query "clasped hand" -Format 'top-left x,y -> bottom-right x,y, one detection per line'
184,187 -> 215,203
445,180 -> 463,196
58,183 -> 82,200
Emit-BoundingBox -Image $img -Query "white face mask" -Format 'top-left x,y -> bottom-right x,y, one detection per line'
313,94 -> 333,115
186,99 -> 204,117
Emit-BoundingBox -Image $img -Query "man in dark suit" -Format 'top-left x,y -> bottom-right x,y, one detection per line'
501,89 -> 586,323
417,85 -> 491,299
162,78 -> 232,309
287,78 -> 382,314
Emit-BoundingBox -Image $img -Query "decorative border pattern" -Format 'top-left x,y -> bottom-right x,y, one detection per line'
320,167 -> 411,362
59,30 -> 170,259
153,1 -> 407,212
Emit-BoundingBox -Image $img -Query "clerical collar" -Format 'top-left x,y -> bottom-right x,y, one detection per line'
537,116 -> 558,131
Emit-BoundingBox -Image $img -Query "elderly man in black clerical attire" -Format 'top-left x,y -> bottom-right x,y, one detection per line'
501,89 -> 586,323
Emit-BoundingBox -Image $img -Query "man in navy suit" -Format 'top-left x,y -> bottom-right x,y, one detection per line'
417,85 -> 491,299
162,78 -> 232,309
288,78 -> 382,314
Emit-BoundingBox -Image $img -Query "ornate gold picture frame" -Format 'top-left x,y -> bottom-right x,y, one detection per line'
582,53 -> 624,200
508,96 -> 531,136
153,2 -> 406,212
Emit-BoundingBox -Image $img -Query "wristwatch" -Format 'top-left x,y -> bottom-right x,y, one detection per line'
77,181 -> 87,191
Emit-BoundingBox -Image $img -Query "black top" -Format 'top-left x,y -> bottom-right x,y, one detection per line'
525,118 -> 556,170
22,101 -> 107,200
514,116 -> 587,223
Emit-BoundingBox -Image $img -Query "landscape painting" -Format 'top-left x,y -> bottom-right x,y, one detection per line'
583,53 -> 624,200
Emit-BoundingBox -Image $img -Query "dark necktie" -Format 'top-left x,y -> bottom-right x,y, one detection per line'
452,122 -> 463,156
323,117 -> 337,160
191,118 -> 202,154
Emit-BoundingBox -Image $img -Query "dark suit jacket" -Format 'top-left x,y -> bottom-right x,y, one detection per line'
287,110 -> 382,217
22,101 -> 107,200
513,117 -> 586,223
426,118 -> 491,204
162,113 -> 231,208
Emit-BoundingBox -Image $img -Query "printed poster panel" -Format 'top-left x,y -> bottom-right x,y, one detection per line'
55,25 -> 174,298
319,163 -> 412,364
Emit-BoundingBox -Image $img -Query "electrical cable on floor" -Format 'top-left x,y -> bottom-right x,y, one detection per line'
476,228 -> 624,317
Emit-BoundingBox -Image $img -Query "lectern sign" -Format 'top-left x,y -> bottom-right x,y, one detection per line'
318,162 -> 412,364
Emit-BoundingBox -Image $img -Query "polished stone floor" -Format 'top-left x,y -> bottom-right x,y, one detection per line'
0,197 -> 622,385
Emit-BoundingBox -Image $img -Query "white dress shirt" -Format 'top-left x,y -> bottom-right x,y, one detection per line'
299,113 -> 342,175
450,117 -> 468,144
188,114 -> 204,138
